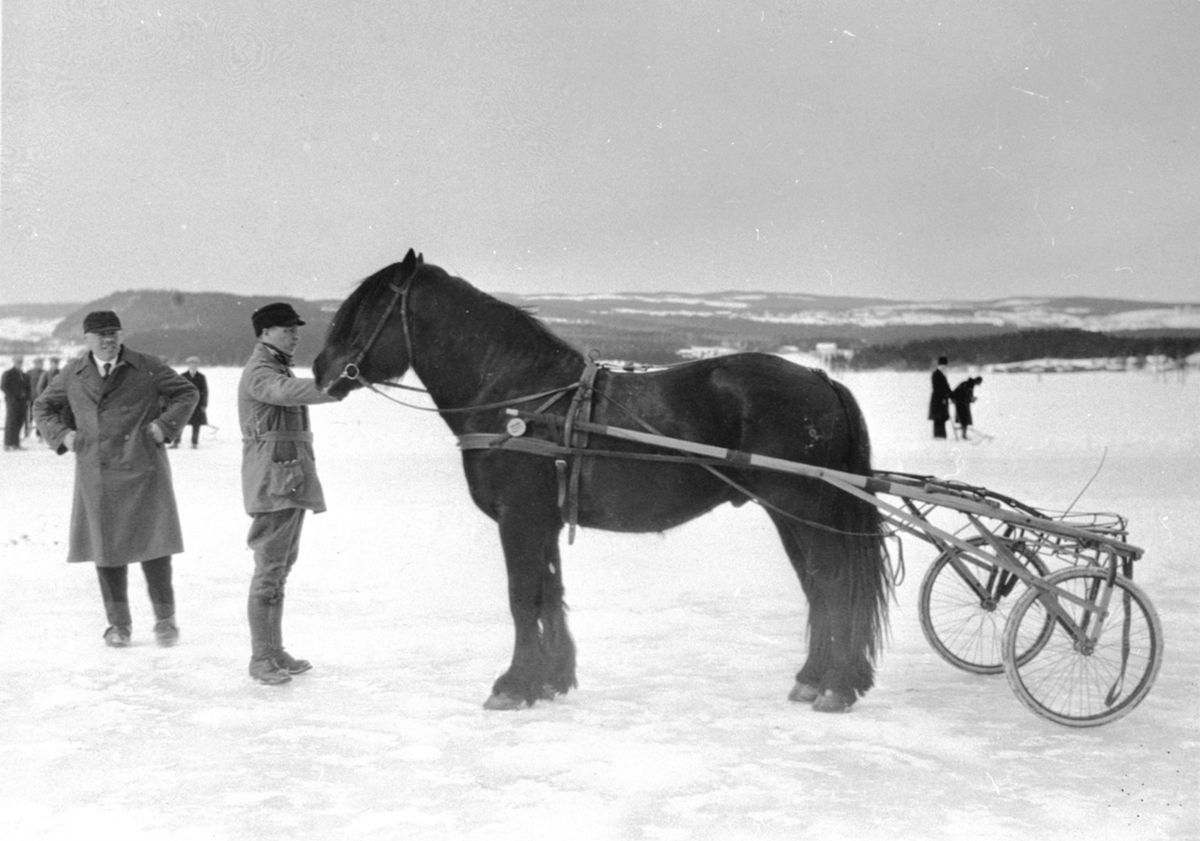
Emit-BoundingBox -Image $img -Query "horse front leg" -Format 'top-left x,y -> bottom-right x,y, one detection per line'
537,540 -> 577,700
483,512 -> 576,710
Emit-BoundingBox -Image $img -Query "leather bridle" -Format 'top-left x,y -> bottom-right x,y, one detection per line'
333,268 -> 414,388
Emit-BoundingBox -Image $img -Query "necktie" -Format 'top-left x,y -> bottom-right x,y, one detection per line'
102,363 -> 111,378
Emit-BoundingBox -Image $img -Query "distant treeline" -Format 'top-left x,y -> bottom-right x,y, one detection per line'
7,290 -> 1200,372
850,329 -> 1200,370
549,325 -> 1200,370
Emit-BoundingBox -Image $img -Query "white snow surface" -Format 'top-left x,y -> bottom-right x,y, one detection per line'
2,368 -> 1197,840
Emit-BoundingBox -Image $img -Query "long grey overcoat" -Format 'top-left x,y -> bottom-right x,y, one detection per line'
238,342 -> 340,515
33,348 -> 199,566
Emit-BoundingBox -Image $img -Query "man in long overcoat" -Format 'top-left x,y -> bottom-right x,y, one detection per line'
239,302 -> 341,685
34,311 -> 199,647
928,356 -> 952,439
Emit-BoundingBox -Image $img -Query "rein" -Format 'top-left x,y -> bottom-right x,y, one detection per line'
354,377 -> 580,415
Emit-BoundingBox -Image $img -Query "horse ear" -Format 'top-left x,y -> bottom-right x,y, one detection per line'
417,252 -> 424,263
401,248 -> 417,274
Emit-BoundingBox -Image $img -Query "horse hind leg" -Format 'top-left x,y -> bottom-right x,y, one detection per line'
787,565 -> 859,712
786,577 -> 827,705
774,514 -> 885,713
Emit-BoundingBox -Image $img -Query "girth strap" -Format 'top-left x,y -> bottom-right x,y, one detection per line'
455,362 -> 599,545
560,360 -> 598,544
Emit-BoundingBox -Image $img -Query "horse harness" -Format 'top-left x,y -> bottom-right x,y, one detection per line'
458,358 -> 601,544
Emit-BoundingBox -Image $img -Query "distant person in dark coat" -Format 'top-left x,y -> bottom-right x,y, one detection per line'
175,357 -> 209,448
33,311 -> 199,648
25,357 -> 45,438
928,356 -> 951,439
2,355 -> 30,450
951,376 -> 983,440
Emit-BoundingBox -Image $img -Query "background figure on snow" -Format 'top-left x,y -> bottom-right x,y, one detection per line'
175,356 -> 209,449
2,355 -> 30,450
239,302 -> 341,685
951,376 -> 983,440
38,357 -> 62,395
32,311 -> 199,648
25,357 -> 45,438
928,356 -> 951,439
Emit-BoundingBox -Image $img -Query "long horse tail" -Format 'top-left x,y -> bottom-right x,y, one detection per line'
827,378 -> 892,675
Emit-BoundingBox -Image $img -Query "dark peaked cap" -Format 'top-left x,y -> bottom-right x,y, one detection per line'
252,302 -> 306,335
83,311 -> 122,333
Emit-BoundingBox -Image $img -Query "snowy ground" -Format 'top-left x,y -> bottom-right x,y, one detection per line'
2,367 -> 1197,840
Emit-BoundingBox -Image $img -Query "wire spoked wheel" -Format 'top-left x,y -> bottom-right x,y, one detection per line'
1002,567 -> 1164,727
919,536 -> 1050,674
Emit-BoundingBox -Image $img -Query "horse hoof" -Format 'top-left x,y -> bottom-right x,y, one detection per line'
483,692 -> 528,711
811,689 -> 855,713
788,681 -> 820,703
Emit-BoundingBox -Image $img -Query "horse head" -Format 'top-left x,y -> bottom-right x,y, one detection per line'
313,248 -> 422,398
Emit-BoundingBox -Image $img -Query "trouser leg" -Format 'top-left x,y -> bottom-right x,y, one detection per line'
96,565 -> 132,627
3,402 -> 21,448
141,556 -> 175,620
141,556 -> 180,645
190,423 -> 201,446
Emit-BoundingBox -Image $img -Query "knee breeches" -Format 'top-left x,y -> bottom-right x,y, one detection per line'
247,508 -> 306,603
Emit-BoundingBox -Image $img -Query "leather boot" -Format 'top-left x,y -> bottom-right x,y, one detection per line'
104,601 -> 133,647
248,596 -> 291,685
152,602 -> 179,647
104,625 -> 132,647
272,598 -> 312,675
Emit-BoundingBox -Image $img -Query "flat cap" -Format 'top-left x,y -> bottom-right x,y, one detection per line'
83,311 -> 122,333
252,302 -> 305,335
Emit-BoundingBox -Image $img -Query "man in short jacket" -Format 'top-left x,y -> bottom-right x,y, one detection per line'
239,302 -> 341,685
33,310 -> 199,647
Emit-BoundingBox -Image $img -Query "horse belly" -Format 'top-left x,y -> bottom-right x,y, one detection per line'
575,460 -> 731,533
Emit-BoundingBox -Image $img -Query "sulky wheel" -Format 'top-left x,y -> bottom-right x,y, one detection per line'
918,536 -> 1050,674
1002,567 -> 1164,727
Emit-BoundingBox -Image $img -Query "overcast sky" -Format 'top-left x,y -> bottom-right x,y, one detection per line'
3,0 -> 1198,306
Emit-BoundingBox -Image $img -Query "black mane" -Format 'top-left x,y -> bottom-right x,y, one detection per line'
328,258 -> 582,370
324,263 -> 404,349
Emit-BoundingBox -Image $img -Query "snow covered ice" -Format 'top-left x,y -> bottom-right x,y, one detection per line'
2,367 -> 1197,840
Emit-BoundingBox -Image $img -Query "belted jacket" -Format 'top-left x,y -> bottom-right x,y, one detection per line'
238,342 -> 340,515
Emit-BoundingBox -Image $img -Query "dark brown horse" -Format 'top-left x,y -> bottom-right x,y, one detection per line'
313,250 -> 891,712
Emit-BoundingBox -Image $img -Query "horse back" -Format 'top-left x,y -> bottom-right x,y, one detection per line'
598,353 -> 865,471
